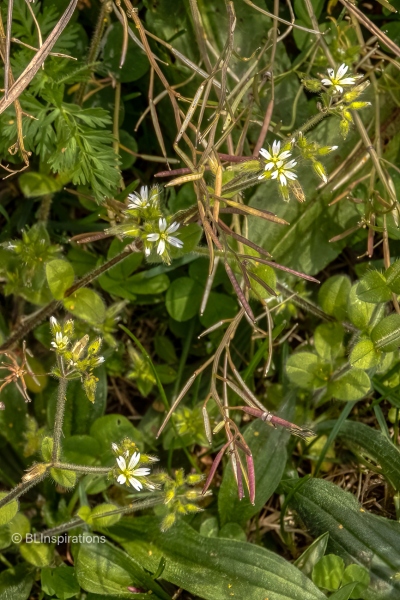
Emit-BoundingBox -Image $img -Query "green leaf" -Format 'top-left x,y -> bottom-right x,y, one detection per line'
63,288 -> 106,324
20,541 -> 54,567
218,522 -> 247,542
356,271 -> 392,304
170,224 -> 203,258
62,435 -> 101,465
314,322 -> 344,362
90,414 -> 142,455
312,554 -> 345,591
294,532 -> 329,577
9,513 -> 30,543
19,172 -> 62,198
75,538 -> 170,599
165,277 -> 203,322
371,314 -> 400,352
108,517 -> 326,600
50,468 -> 77,488
218,400 -> 291,525
318,275 -> 351,321
286,352 -> 325,389
200,292 -> 238,329
46,259 -> 75,300
0,493 -> 18,526
89,504 -> 122,528
284,477 -> 400,600
385,260 -> 400,294
347,282 -> 375,329
342,564 -> 370,599
41,566 -> 80,600
329,583 -> 359,600
349,338 -> 380,370
328,368 -> 371,401
316,419 -> 400,492
0,563 -> 34,600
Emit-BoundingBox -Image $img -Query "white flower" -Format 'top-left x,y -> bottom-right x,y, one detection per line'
147,218 -> 183,256
127,186 -> 150,210
259,141 -> 297,187
116,452 -> 151,491
321,63 -> 357,93
111,443 -> 118,453
51,331 -> 69,350
259,140 -> 292,169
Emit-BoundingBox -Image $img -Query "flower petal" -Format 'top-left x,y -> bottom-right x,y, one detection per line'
159,218 -> 167,232
133,467 -> 151,477
279,173 -> 287,186
285,170 -> 297,180
327,68 -> 334,78
279,150 -> 292,160
116,456 -> 126,470
259,148 -> 272,160
166,221 -> 180,234
140,186 -> 148,200
264,162 -> 274,171
157,239 -> 166,255
117,474 -> 126,484
337,63 -> 348,79
128,451 -> 140,470
167,236 -> 184,248
271,170 -> 278,180
340,77 -> 355,85
272,140 -> 280,155
147,233 -> 160,242
285,159 -> 297,169
129,477 -> 143,491
335,85 -> 343,93
321,79 -> 332,86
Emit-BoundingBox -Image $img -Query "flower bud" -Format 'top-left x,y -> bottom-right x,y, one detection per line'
302,78 -> 322,93
184,503 -> 203,513
83,374 -> 98,403
161,513 -> 176,532
87,337 -> 102,356
312,161 -> 328,183
348,101 -> 371,110
49,316 -> 61,334
317,145 -> 338,156
340,119 -> 350,139
164,489 -> 176,504
186,473 -> 205,486
63,320 -> 74,337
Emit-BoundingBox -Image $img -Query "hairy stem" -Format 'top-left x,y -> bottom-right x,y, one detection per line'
52,377 -> 68,463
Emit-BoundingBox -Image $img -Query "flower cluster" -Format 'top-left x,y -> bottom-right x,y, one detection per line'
50,317 -> 104,402
106,186 -> 184,264
154,469 -> 209,532
112,439 -> 158,492
296,133 -> 338,184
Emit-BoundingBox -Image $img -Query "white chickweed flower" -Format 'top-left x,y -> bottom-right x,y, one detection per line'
321,63 -> 358,93
259,141 -> 297,186
127,186 -> 150,210
147,218 -> 183,256
116,452 -> 152,491
51,331 -> 69,351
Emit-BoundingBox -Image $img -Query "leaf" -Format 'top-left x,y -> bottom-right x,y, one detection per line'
18,172 -> 62,198
384,260 -> 400,294
46,259 -> 75,300
165,277 -> 203,322
0,493 -> 18,526
356,271 -> 392,304
328,368 -> 371,401
371,314 -> 400,352
63,288 -> 106,324
349,338 -> 380,370
90,414 -> 143,455
170,223 -> 203,258
88,504 -> 122,528
286,352 -> 325,389
318,275 -> 351,321
0,563 -> 34,600
329,583 -> 359,600
218,399 -> 292,525
294,532 -> 329,576
62,435 -> 101,465
108,517 -> 326,600
200,292 -> 238,328
41,566 -> 80,600
20,541 -> 54,567
284,477 -> 400,600
50,467 -> 77,488
347,282 -> 375,329
342,564 -> 370,599
75,538 -> 171,599
312,554 -> 344,591
314,322 -> 344,362
316,419 -> 400,492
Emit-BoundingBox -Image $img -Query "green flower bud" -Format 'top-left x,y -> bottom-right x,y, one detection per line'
302,78 -> 322,93
184,503 -> 203,513
161,513 -> 176,532
348,101 -> 371,110
312,160 -> 328,183
340,119 -> 350,139
83,374 -> 98,403
186,473 -> 205,486
164,489 -> 176,504
87,337 -> 102,356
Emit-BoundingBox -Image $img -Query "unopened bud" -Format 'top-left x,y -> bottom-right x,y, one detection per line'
302,78 -> 322,93
87,337 -> 102,356
340,119 -> 350,139
312,161 -> 328,183
186,473 -> 205,486
49,316 -> 61,334
348,101 -> 371,110
317,145 -> 338,156
161,513 -> 176,532
164,489 -> 176,504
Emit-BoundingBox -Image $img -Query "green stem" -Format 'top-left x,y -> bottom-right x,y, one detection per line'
0,472 -> 48,510
52,377 -> 68,463
54,463 -> 111,474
